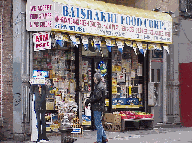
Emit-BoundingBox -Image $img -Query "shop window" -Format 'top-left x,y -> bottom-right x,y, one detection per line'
112,45 -> 143,108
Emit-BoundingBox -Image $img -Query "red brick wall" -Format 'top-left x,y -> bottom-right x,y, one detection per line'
0,0 -> 13,140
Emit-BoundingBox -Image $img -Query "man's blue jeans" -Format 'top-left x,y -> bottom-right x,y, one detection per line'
93,111 -> 107,143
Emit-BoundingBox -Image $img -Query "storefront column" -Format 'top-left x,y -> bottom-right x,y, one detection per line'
78,44 -> 83,124
108,49 -> 112,113
144,50 -> 149,113
13,0 -> 31,140
172,36 -> 180,123
163,47 -> 168,123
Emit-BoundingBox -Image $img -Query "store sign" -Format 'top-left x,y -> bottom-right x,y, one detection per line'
26,0 -> 172,44
53,3 -> 172,44
33,32 -> 51,51
26,0 -> 54,31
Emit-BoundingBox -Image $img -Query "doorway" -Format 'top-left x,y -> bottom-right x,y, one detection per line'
81,56 -> 110,129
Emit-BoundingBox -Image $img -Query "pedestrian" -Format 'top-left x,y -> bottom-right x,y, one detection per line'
85,72 -> 108,143
30,83 -> 50,142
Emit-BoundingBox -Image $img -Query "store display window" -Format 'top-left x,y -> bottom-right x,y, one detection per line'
111,45 -> 143,109
33,32 -> 78,131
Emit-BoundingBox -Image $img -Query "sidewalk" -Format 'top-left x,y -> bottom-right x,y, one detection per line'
2,127 -> 192,143
24,127 -> 192,143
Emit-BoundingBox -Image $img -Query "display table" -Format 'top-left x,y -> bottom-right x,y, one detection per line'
121,118 -> 154,131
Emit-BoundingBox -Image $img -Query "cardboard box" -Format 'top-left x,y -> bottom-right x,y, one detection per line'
112,123 -> 121,132
103,122 -> 121,132
104,113 -> 121,123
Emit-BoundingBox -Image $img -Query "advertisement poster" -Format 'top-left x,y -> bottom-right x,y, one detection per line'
148,82 -> 155,106
117,73 -> 126,83
131,70 -> 135,78
112,80 -> 117,94
137,64 -> 143,76
138,84 -> 142,93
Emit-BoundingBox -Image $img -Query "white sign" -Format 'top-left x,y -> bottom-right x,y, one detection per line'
52,2 -> 172,44
33,32 -> 51,51
30,76 -> 45,84
71,128 -> 81,133
148,82 -> 155,106
26,0 -> 172,44
26,0 -> 54,31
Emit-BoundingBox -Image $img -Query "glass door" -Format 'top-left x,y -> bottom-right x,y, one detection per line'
81,56 -> 109,128
81,57 -> 93,127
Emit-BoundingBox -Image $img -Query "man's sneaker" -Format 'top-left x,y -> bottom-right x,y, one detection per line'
102,138 -> 108,143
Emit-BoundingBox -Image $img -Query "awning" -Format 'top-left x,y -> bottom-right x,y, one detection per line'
27,0 -> 172,44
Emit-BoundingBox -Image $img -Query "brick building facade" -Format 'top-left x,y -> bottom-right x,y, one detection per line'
0,0 -> 186,141
0,0 -> 14,141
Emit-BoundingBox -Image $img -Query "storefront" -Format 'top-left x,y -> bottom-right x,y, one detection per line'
26,0 -> 172,136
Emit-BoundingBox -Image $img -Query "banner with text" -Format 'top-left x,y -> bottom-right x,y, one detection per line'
26,0 -> 172,44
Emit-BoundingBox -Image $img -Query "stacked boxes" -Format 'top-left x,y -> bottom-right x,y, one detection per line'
103,113 -> 121,132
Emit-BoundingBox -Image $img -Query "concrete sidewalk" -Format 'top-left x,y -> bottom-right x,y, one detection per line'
2,127 -> 192,143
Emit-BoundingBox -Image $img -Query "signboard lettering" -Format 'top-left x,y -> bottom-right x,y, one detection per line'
26,0 -> 172,43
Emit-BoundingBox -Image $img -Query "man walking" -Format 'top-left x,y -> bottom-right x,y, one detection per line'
85,72 -> 108,143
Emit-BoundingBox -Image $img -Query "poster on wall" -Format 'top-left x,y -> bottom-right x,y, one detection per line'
131,70 -> 135,78
112,80 -> 117,94
137,64 -> 143,76
138,84 -> 142,94
117,73 -> 126,83
148,82 -> 155,106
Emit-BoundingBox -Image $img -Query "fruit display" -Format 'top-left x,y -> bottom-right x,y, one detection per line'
119,111 -> 153,120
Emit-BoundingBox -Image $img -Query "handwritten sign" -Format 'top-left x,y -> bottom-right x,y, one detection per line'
33,32 -> 51,51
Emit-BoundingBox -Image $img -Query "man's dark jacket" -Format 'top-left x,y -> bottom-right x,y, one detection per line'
30,84 -> 49,111
85,81 -> 106,111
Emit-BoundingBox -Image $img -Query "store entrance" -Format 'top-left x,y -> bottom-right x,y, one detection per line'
81,56 -> 110,128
